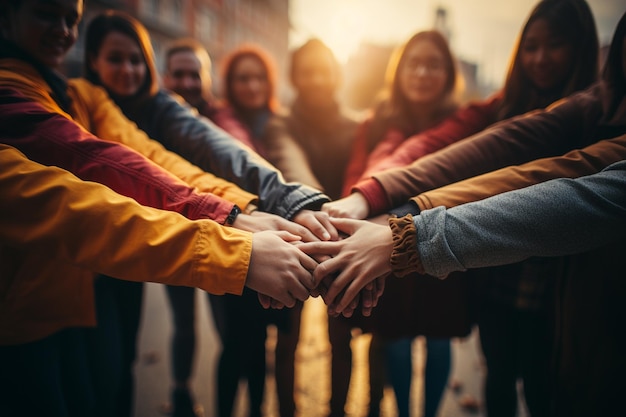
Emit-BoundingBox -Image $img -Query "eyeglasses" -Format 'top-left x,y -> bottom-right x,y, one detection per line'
405,59 -> 446,75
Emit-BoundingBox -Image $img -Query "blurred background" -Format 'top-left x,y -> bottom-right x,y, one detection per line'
66,0 -> 623,111
65,1 -> 624,416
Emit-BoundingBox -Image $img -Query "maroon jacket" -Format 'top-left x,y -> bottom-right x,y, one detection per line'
356,83 -> 621,215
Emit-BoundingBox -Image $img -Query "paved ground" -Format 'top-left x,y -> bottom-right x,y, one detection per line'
134,283 -> 528,417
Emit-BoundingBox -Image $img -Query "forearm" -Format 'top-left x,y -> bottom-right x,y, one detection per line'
362,98 -> 499,176
145,94 -> 329,218
374,91 -> 601,208
0,96 -> 235,223
0,144 -> 252,295
74,80 -> 256,208
413,134 -> 626,211
413,162 -> 626,278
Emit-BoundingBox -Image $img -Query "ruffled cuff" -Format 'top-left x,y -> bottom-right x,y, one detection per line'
388,214 -> 425,277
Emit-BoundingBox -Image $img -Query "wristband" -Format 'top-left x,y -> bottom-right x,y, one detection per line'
388,214 -> 424,276
225,204 -> 241,225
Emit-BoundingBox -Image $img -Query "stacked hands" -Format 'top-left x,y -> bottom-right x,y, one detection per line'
240,195 -> 391,318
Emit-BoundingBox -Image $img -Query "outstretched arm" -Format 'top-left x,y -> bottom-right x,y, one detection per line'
414,160 -> 626,278
130,90 -> 330,218
301,160 -> 626,314
354,87 -> 604,214
1,143 -> 319,306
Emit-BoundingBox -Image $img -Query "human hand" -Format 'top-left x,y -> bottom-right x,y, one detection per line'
321,192 -> 370,219
298,217 -> 394,315
257,293 -> 285,309
293,209 -> 339,242
233,211 -> 318,241
348,277 -> 385,318
314,273 -> 385,318
246,230 -> 318,307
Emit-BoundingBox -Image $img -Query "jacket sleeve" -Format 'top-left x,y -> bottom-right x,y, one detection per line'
414,160 -> 626,278
342,119 -> 374,196
0,144 -> 251,295
263,114 -> 324,191
0,88 -> 234,224
68,79 -> 257,211
413,134 -> 626,211
362,95 -> 501,175
357,86 -> 605,214
130,91 -> 330,219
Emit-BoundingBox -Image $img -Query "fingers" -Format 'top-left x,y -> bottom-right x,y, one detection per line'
250,211 -> 317,241
335,293 -> 359,318
297,240 -> 341,259
330,283 -> 362,316
359,285 -> 374,317
312,210 -> 340,241
299,250 -> 319,274
321,192 -> 369,219
312,255 -> 346,290
257,293 -> 272,309
314,275 -> 334,299
257,293 -> 287,310
279,216 -> 318,242
318,259 -> 353,305
273,230 -> 303,243
293,210 -> 336,241
325,267 -> 371,315
375,276 -> 386,300
328,217 -> 363,236
321,201 -> 349,218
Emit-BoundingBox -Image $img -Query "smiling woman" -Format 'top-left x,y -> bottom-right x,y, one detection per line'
88,31 -> 148,97
290,0 -> 623,88
0,0 -> 83,68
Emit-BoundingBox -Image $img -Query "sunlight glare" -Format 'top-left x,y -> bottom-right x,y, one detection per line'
324,5 -> 369,64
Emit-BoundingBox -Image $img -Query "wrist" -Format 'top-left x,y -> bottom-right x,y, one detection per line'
388,214 -> 424,277
225,204 -> 242,225
243,203 -> 258,215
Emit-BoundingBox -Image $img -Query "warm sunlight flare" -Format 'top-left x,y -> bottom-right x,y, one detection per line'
290,0 -> 431,64
290,0 -> 622,86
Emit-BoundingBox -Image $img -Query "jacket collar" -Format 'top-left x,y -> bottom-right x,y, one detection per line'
0,39 -> 72,114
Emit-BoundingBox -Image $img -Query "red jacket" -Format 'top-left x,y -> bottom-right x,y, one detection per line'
341,118 -> 406,196
355,84 -> 617,214
0,88 -> 234,223
343,95 -> 500,199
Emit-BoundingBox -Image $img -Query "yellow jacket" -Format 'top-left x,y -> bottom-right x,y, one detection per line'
0,59 -> 259,345
0,144 -> 252,345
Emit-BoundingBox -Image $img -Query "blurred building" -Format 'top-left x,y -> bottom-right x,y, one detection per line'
65,0 -> 290,99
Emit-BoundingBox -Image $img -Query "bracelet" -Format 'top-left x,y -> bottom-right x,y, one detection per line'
388,214 -> 424,277
225,204 -> 241,225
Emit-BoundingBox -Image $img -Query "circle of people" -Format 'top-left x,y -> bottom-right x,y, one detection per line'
1,1 -> 625,417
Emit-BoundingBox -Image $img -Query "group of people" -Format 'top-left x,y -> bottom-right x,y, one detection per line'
0,1 -> 624,417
